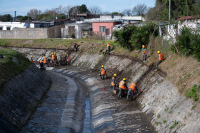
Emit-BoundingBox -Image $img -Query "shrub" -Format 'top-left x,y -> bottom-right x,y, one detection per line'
185,84 -> 199,102
70,34 -> 75,39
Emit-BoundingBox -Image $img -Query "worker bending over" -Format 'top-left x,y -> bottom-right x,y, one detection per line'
43,57 -> 48,67
118,78 -> 128,99
107,42 -> 110,55
39,60 -> 45,71
74,42 -> 78,51
127,82 -> 138,100
30,56 -> 33,63
155,51 -> 164,71
141,45 -> 147,63
100,65 -> 106,79
111,74 -> 117,90
66,54 -> 70,65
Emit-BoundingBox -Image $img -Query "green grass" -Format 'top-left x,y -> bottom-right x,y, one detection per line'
169,120 -> 179,129
0,48 -> 32,88
157,114 -> 161,118
163,120 -> 167,124
185,84 -> 200,102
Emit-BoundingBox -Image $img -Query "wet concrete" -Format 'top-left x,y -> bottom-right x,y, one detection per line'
51,66 -> 156,133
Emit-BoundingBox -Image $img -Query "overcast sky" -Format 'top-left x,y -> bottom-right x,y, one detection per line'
0,0 -> 156,16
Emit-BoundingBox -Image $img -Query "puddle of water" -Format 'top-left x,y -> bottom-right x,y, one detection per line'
82,98 -> 91,133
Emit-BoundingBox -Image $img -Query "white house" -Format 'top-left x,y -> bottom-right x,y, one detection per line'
0,22 -> 29,30
177,16 -> 200,34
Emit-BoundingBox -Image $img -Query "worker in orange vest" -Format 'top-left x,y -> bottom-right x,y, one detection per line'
43,57 -> 48,67
111,74 -> 117,90
127,82 -> 138,100
66,54 -> 70,65
52,52 -> 56,62
118,78 -> 128,99
155,51 -> 164,71
141,45 -> 147,63
100,65 -> 106,79
107,42 -> 110,55
30,55 -> 34,63
39,59 -> 44,71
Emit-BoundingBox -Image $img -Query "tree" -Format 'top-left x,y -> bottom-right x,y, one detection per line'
123,9 -> 132,16
146,0 -> 198,21
102,11 -> 110,15
132,4 -> 148,16
89,6 -> 102,15
79,4 -> 89,13
69,6 -> 79,16
27,9 -> 42,19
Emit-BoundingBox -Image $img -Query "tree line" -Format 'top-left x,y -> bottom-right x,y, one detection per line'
0,3 -> 150,21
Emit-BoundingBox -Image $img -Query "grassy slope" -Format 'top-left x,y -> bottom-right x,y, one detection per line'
0,38 -> 199,100
0,48 -> 32,88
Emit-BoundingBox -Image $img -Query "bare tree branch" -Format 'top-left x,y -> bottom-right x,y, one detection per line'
27,9 -> 42,19
89,6 -> 102,15
123,9 -> 132,16
132,4 -> 148,16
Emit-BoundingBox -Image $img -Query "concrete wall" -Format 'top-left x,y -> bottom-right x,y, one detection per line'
178,19 -> 200,34
0,28 -> 48,39
0,64 -> 50,132
7,48 -> 200,133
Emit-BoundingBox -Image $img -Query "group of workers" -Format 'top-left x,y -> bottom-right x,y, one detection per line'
99,44 -> 164,100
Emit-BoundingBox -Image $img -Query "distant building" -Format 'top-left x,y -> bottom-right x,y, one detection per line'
177,16 -> 200,34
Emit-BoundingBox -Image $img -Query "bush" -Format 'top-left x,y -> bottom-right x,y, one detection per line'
113,25 -> 137,49
113,22 -> 159,50
70,34 -> 75,39
130,22 -> 159,50
173,26 -> 200,60
185,84 -> 199,102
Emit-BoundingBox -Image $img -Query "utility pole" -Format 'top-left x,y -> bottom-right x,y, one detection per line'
169,0 -> 171,22
186,0 -> 188,16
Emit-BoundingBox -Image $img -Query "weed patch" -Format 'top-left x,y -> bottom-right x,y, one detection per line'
185,84 -> 199,102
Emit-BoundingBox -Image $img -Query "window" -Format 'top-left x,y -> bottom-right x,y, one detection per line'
106,28 -> 110,35
7,27 -> 10,30
0,27 -> 2,30
99,26 -> 105,32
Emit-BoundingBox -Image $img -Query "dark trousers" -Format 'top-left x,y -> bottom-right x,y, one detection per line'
127,89 -> 134,98
143,54 -> 147,62
156,60 -> 162,70
118,88 -> 125,97
108,46 -> 110,55
67,61 -> 70,65
113,85 -> 116,90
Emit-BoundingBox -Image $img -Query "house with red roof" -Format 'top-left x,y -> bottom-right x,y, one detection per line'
177,15 -> 200,34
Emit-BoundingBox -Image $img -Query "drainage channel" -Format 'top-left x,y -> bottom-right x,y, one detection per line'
69,76 -> 92,133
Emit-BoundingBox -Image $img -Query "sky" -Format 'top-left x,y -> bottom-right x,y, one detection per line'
0,0 -> 156,17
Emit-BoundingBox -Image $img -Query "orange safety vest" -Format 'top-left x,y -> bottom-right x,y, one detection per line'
119,80 -> 126,90
142,48 -> 147,54
67,56 -> 70,62
75,43 -> 78,48
159,53 -> 164,61
129,83 -> 136,93
101,68 -> 106,75
43,58 -> 47,63
31,58 -> 33,63
107,43 -> 110,47
111,77 -> 116,86
39,60 -> 43,63
52,54 -> 55,59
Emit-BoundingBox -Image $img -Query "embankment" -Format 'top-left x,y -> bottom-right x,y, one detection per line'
0,49 -> 51,132
10,47 -> 200,133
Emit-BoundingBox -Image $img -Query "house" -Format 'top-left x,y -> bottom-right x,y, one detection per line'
0,22 -> 29,30
61,21 -> 92,39
177,16 -> 200,34
92,20 -> 121,40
